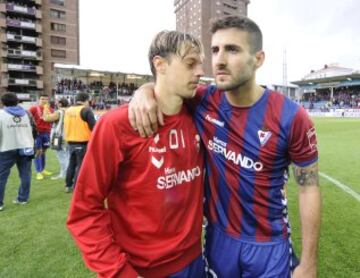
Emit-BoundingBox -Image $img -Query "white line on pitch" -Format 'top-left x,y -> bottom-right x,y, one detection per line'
320,172 -> 360,202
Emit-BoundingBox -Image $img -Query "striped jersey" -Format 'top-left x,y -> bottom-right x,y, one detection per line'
191,85 -> 318,242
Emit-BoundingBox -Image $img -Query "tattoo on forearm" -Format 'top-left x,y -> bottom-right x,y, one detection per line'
292,163 -> 319,187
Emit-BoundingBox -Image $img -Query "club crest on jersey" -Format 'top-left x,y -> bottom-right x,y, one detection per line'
258,130 -> 272,146
13,116 -> 21,123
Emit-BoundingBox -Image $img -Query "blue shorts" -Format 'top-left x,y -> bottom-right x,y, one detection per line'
168,254 -> 206,278
35,132 -> 50,150
205,225 -> 299,278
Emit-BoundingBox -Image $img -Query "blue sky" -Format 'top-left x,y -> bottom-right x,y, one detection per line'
80,0 -> 360,85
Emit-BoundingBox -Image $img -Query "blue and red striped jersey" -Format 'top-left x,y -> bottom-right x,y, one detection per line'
192,85 -> 318,242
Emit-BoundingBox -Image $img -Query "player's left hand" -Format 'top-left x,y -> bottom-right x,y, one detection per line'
292,263 -> 317,278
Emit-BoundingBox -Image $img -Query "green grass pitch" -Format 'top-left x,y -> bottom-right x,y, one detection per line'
1,117 -> 359,277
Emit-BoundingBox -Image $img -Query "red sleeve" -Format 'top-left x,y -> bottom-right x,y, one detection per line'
28,106 -> 36,117
66,113 -> 138,278
288,107 -> 318,167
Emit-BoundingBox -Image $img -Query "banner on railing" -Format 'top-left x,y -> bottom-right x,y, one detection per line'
307,109 -> 360,118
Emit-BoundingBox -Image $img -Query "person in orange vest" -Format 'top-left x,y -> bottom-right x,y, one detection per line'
64,92 -> 95,193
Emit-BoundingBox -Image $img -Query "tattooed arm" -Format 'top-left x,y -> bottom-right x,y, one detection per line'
292,162 -> 321,278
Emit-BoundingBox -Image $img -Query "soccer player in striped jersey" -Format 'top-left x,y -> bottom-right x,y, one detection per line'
129,16 -> 321,278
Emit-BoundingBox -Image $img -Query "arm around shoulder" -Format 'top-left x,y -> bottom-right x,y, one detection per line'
128,82 -> 164,137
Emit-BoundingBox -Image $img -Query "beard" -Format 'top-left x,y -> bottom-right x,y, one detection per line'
216,74 -> 252,91
214,59 -> 256,91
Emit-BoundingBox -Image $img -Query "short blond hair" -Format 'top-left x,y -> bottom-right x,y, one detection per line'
148,30 -> 203,79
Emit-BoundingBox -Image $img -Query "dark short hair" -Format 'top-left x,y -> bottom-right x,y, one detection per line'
39,93 -> 49,98
75,92 -> 89,103
1,92 -> 19,106
210,15 -> 262,53
58,97 -> 69,108
148,30 -> 203,79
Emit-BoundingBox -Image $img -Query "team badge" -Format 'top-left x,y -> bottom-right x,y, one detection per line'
13,116 -> 21,123
258,129 -> 272,146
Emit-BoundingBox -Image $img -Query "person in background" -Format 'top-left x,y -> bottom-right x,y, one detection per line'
0,93 -> 35,211
43,98 -> 69,180
29,94 -> 55,180
63,92 -> 95,193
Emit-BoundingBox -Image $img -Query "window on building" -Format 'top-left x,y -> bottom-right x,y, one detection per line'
223,3 -> 237,10
50,36 -> 66,45
51,23 -> 66,32
50,9 -> 66,19
51,49 -> 66,58
50,0 -> 65,6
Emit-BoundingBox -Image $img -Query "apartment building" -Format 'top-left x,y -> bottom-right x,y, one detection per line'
174,0 -> 249,77
0,0 -> 79,101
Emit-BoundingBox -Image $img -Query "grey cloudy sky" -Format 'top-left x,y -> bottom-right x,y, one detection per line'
79,0 -> 360,85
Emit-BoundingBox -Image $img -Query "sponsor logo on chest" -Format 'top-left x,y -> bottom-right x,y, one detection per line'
207,136 -> 264,171
148,129 -> 203,189
157,166 -> 201,190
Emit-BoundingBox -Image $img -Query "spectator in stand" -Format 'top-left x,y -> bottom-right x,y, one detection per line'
0,93 -> 35,211
29,94 -> 56,180
63,92 -> 96,193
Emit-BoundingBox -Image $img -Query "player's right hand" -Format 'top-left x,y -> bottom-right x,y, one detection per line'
292,263 -> 317,278
128,83 -> 164,137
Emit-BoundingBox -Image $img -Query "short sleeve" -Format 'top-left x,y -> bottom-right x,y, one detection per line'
288,107 -> 318,167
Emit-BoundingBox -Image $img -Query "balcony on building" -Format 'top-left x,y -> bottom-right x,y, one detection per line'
5,32 -> 42,46
4,3 -> 37,16
2,63 -> 42,74
7,78 -> 43,89
6,48 -> 42,60
4,17 -> 42,33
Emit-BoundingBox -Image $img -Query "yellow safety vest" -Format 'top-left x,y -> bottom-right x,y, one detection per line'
64,105 -> 92,142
